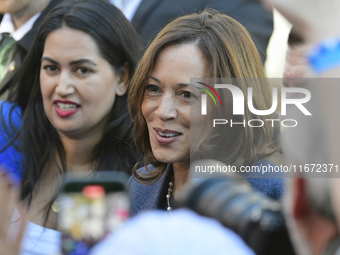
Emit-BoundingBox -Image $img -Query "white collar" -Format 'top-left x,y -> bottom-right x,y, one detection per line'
110,0 -> 142,21
0,12 -> 40,41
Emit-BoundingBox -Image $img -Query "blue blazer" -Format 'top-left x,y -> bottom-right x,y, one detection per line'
0,101 -> 23,183
129,159 -> 284,217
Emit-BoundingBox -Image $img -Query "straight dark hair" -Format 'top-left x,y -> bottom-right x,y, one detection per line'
2,0 -> 142,214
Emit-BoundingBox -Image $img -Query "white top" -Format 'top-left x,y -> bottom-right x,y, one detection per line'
7,208 -> 61,255
0,12 -> 40,41
109,0 -> 142,21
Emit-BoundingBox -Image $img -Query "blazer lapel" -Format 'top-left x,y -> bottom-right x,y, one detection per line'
131,0 -> 162,32
141,165 -> 172,211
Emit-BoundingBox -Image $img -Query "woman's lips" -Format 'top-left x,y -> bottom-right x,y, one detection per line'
53,100 -> 80,117
153,128 -> 181,145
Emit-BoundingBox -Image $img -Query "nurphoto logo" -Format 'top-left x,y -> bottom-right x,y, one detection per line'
197,83 -> 312,128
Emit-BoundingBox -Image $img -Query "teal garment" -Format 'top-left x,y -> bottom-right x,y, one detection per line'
0,100 -> 23,184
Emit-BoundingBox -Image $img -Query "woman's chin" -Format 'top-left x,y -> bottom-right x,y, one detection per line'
153,151 -> 190,166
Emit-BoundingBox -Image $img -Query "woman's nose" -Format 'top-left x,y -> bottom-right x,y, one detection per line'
55,71 -> 75,96
155,93 -> 177,121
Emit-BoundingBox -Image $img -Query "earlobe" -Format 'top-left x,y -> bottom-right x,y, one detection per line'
116,62 -> 130,96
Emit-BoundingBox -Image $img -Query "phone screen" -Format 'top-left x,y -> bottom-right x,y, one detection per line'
58,174 -> 129,255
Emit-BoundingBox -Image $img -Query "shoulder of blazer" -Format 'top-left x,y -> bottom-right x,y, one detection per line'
129,164 -> 172,216
245,158 -> 284,200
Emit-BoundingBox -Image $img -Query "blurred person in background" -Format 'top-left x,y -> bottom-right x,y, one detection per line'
280,28 -> 339,255
0,0 -> 142,253
264,0 -> 340,254
128,9 -> 283,217
284,178 -> 339,255
0,0 -> 63,100
110,0 -> 273,63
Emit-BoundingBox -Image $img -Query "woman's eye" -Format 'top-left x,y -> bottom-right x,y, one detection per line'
145,85 -> 161,93
43,65 -> 58,73
179,91 -> 194,99
77,67 -> 92,75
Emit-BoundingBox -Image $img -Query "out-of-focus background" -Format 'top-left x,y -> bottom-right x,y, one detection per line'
265,9 -> 292,79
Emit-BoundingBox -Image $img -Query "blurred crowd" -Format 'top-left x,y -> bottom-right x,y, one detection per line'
0,0 -> 340,254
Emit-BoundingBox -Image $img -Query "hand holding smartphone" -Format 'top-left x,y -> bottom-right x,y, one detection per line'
57,171 -> 129,255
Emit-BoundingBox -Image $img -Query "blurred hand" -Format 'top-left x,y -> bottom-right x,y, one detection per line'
0,171 -> 25,255
262,0 -> 340,43
283,44 -> 315,87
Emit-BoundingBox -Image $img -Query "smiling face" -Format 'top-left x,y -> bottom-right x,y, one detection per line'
40,26 -> 128,139
141,44 -> 209,166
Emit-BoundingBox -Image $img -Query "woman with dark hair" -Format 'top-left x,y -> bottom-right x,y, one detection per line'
128,9 -> 283,216
0,0 -> 142,253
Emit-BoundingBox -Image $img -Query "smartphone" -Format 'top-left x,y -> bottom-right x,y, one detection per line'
57,171 -> 129,255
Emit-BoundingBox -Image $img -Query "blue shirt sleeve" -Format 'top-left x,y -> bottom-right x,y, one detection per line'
0,100 -> 23,184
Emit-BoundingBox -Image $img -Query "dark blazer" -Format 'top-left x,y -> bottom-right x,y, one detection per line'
0,0 -> 63,99
131,0 -> 273,62
129,159 -> 284,217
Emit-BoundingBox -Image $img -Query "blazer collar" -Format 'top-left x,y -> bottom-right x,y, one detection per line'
139,164 -> 173,211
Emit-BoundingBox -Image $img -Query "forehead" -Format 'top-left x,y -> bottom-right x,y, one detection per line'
43,27 -> 101,59
150,44 -> 209,85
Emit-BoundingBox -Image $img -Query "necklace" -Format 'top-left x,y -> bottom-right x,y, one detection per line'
166,176 -> 174,212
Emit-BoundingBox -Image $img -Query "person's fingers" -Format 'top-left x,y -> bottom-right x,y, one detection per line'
4,185 -> 19,234
0,204 -> 25,255
285,47 -> 309,65
14,205 -> 26,253
0,174 -> 11,239
0,172 -> 19,240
